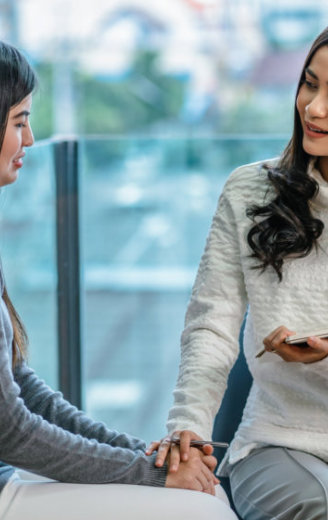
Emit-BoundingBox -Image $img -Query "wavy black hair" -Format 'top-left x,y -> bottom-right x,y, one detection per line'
247,28 -> 328,281
0,41 -> 37,365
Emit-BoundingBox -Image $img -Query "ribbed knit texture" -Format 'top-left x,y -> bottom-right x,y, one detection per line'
166,158 -> 328,475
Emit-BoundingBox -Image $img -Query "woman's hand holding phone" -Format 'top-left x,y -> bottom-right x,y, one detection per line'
259,325 -> 328,363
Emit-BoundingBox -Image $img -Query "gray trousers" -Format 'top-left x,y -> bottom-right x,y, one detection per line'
229,447 -> 328,520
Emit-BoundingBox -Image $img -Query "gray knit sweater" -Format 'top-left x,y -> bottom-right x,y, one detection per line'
0,270 -> 167,491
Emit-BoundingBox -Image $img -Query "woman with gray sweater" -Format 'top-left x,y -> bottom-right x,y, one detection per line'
0,41 -> 233,520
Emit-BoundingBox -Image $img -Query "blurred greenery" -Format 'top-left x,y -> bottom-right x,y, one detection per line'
30,48 -> 295,140
31,62 -> 54,140
218,89 -> 295,134
78,51 -> 185,134
31,50 -> 186,140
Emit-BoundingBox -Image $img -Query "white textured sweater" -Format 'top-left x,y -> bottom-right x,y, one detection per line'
166,158 -> 328,474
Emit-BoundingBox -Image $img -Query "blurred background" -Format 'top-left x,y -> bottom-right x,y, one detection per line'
0,0 -> 327,442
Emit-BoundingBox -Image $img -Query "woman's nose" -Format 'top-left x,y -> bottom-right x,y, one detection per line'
306,94 -> 328,118
23,123 -> 34,147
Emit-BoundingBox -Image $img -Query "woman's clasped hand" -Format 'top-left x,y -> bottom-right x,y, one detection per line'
146,430 -> 219,493
165,445 -> 219,495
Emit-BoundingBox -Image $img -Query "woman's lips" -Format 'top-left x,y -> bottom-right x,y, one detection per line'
13,153 -> 25,168
13,159 -> 23,168
305,121 -> 328,138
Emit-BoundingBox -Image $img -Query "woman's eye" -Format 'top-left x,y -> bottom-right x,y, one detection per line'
15,123 -> 26,128
305,79 -> 317,90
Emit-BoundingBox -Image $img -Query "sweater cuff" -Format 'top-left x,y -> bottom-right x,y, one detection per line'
141,453 -> 167,487
166,421 -> 211,441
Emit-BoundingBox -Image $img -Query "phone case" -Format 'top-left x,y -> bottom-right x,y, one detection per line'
285,328 -> 328,344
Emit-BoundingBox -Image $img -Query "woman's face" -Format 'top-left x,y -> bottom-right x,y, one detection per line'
0,94 -> 34,187
296,45 -> 328,178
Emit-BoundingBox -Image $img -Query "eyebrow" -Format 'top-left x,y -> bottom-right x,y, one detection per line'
304,66 -> 328,86
305,67 -> 318,79
11,110 -> 30,119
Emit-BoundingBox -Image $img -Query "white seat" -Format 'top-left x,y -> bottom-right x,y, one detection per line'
0,471 -> 238,520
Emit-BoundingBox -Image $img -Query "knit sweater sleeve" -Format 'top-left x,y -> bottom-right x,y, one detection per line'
13,362 -> 146,452
166,185 -> 248,439
0,311 -> 166,486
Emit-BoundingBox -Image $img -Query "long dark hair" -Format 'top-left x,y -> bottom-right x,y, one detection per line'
247,28 -> 328,281
0,41 -> 36,365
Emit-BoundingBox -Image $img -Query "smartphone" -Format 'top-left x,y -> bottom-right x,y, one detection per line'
285,328 -> 328,346
255,327 -> 328,358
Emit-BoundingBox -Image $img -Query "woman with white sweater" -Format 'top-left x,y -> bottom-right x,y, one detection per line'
148,26 -> 328,519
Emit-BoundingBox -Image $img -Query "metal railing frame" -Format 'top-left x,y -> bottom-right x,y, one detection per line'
54,139 -> 81,408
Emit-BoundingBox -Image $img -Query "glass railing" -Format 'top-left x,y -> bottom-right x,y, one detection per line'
79,135 -> 288,442
0,135 -> 288,443
0,140 -> 58,389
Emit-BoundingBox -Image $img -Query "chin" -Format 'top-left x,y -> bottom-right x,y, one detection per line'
0,173 -> 18,187
302,139 -> 323,158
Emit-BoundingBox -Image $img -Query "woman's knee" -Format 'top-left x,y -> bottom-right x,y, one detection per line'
229,447 -> 328,520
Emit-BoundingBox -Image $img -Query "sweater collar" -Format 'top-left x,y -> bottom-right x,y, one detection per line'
308,158 -> 328,209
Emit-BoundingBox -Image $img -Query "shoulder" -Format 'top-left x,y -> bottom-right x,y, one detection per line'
221,157 -> 278,203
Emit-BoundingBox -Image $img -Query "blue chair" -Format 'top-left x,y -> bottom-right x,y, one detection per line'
212,324 -> 252,519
